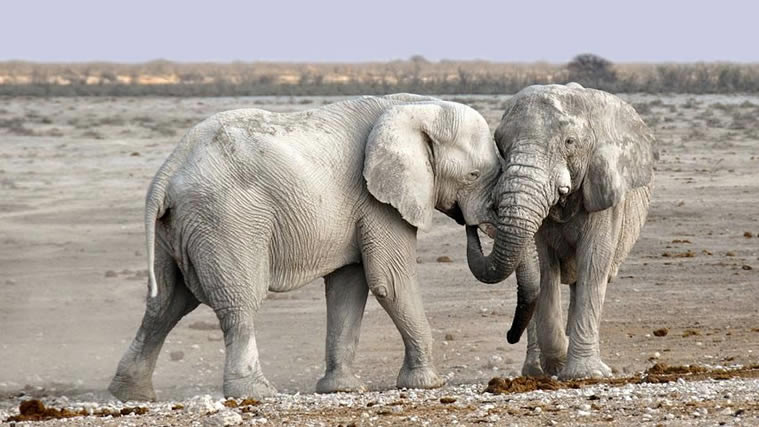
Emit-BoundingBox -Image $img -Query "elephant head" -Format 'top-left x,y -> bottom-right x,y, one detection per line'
466,84 -> 656,341
363,99 -> 500,231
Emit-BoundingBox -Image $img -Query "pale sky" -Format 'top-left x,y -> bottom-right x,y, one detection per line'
4,0 -> 758,63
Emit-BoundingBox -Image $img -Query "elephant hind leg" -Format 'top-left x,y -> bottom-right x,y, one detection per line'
190,240 -> 276,399
109,245 -> 199,402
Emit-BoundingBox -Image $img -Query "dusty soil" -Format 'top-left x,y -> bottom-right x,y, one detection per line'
1,94 -> 758,425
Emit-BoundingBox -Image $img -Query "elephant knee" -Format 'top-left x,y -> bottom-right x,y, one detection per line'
371,285 -> 388,298
368,277 -> 396,301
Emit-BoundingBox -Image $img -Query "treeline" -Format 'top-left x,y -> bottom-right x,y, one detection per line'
1,55 -> 758,96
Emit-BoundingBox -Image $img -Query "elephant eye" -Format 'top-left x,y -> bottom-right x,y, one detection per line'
467,170 -> 481,181
565,137 -> 575,145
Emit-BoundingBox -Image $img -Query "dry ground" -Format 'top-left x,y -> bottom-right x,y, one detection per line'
0,94 -> 758,425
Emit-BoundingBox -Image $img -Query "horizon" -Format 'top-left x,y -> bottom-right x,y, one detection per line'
2,57 -> 759,65
4,0 -> 759,63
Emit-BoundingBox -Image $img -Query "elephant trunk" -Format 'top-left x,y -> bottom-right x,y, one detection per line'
466,173 -> 550,284
466,169 -> 552,341
507,240 -> 540,344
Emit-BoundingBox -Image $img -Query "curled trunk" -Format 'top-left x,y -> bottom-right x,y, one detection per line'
466,172 -> 551,343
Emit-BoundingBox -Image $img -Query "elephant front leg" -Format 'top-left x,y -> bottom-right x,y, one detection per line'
361,223 -> 444,390
316,264 -> 369,393
374,277 -> 444,390
560,214 -> 620,380
535,245 -> 568,376
521,319 -> 544,376
560,278 -> 613,379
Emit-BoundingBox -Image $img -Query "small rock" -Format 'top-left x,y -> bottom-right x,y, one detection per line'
203,409 -> 243,426
105,270 -> 118,278
436,255 -> 453,263
445,333 -> 455,341
130,152 -> 141,157
187,395 -> 224,414
744,231 -> 753,238
440,397 -> 457,404
653,328 -> 669,337
170,351 -> 184,361
742,265 -> 752,270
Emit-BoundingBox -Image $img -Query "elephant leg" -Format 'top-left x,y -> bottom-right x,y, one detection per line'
374,278 -> 444,390
109,246 -> 199,401
216,308 -> 276,398
521,318 -> 544,376
560,212 -> 621,380
535,245 -> 568,376
360,217 -> 443,390
191,237 -> 276,399
316,264 -> 369,393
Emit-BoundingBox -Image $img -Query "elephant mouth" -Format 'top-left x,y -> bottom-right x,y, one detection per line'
440,203 -> 466,225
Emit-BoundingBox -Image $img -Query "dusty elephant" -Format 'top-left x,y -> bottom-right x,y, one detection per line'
467,83 -> 656,379
109,94 -> 502,401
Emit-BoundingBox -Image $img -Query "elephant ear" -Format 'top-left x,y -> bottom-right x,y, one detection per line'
582,91 -> 656,212
364,104 -> 444,230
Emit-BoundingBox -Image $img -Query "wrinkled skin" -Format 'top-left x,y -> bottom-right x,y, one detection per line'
467,84 -> 655,379
109,94 -> 501,401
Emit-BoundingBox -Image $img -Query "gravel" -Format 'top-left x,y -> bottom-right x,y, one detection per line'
2,377 -> 757,426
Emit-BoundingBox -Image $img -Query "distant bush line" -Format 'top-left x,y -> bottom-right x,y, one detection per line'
2,56 -> 759,96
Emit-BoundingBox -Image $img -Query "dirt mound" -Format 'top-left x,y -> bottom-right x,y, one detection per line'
485,376 -> 561,393
485,364 -> 759,395
5,399 -> 148,422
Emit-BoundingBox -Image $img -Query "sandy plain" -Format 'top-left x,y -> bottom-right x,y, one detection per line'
0,94 -> 758,425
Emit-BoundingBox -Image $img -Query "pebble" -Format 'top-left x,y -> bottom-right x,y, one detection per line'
186,395 -> 224,414
203,409 -> 243,426
2,376 -> 758,425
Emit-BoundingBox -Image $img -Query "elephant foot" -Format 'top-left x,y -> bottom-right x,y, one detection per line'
397,366 -> 445,390
540,353 -> 567,377
316,369 -> 367,393
559,356 -> 612,380
223,375 -> 278,399
521,354 -> 544,377
108,375 -> 156,402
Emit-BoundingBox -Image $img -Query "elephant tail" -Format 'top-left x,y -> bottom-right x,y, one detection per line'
145,159 -> 175,298
145,176 -> 166,298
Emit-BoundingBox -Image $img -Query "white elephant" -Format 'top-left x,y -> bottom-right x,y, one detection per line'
109,94 -> 501,401
467,84 -> 656,379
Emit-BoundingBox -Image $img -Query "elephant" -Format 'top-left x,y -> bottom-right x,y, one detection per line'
466,83 -> 656,379
109,93 -> 502,401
